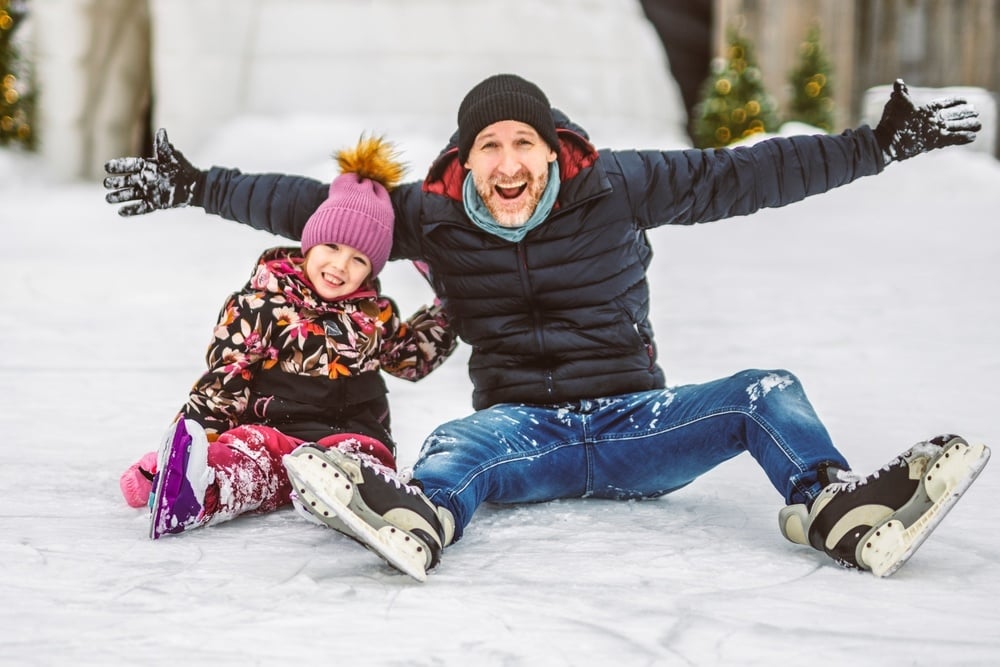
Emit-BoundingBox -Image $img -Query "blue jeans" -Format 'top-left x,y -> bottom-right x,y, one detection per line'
412,369 -> 848,542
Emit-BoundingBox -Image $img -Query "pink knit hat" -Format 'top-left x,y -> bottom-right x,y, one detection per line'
301,172 -> 394,277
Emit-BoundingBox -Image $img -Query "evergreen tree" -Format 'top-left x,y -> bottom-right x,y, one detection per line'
1,0 -> 35,149
693,27 -> 779,149
786,25 -> 835,132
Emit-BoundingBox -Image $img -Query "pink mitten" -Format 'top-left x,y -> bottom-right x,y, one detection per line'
119,451 -> 158,508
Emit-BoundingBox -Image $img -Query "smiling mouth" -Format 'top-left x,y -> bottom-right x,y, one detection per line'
495,183 -> 527,200
322,271 -> 345,286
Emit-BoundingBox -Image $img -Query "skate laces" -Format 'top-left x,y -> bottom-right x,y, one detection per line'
832,445 -> 931,494
831,467 -> 878,494
351,451 -> 420,495
817,463 -> 864,494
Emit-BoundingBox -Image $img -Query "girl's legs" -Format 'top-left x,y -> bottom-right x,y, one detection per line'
204,425 -> 304,522
122,425 -> 397,517
206,427 -> 397,521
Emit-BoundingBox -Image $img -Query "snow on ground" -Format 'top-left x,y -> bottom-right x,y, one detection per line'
1,121 -> 999,665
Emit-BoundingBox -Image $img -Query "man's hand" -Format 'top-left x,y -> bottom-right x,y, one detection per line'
104,128 -> 204,216
874,79 -> 981,164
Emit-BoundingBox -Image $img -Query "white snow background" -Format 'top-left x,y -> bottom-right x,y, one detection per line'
2,112 -> 1000,665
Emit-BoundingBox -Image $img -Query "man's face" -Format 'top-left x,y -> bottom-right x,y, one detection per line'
464,120 -> 557,227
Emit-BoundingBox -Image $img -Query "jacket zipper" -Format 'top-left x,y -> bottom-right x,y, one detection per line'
515,240 -> 554,397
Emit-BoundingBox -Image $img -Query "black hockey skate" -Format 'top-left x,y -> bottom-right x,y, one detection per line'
779,434 -> 990,577
282,443 -> 454,582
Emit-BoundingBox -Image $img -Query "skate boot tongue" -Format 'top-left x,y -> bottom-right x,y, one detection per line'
816,461 -> 862,488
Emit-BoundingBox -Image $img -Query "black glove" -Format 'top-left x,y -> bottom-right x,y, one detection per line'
104,128 -> 204,216
873,79 -> 981,165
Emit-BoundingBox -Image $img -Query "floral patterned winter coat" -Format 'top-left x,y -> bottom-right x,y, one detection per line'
178,247 -> 456,447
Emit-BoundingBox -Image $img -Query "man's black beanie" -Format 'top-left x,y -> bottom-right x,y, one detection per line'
457,74 -> 560,164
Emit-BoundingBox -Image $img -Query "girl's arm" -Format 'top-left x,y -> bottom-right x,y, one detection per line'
178,292 -> 276,437
378,298 -> 457,382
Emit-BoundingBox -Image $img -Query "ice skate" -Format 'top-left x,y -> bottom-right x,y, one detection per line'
779,434 -> 990,576
282,443 -> 454,582
149,419 -> 215,539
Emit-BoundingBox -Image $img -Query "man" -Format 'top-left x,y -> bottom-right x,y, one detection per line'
105,74 -> 989,581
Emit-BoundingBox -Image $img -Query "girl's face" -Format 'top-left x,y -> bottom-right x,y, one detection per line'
303,242 -> 372,301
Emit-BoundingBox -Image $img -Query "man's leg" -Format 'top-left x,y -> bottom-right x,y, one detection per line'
287,368 -> 988,578
414,368 -> 844,542
583,368 -> 845,505
413,401 -> 590,540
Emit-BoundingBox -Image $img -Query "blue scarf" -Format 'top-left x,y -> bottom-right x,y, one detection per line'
462,161 -> 560,243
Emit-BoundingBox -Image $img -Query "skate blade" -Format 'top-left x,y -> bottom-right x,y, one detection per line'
149,421 -> 184,539
283,451 -> 429,582
149,422 -> 194,539
284,460 -> 354,536
289,491 -> 343,529
861,440 -> 990,577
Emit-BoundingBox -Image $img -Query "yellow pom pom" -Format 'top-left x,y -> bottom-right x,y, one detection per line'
335,135 -> 406,191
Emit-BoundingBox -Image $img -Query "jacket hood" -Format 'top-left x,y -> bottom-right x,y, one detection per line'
422,108 -> 600,202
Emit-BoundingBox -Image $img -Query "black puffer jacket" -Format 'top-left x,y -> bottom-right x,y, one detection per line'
198,112 -> 884,409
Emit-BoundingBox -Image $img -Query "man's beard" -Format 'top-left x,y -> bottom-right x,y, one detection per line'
473,168 -> 549,228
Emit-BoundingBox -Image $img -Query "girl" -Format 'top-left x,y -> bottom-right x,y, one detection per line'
119,136 -> 456,538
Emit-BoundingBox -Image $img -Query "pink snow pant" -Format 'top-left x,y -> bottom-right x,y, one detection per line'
119,425 -> 396,521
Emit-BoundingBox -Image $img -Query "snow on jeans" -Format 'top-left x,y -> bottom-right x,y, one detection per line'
412,369 -> 848,542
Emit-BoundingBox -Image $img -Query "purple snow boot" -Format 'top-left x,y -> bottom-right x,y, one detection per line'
149,419 -> 214,539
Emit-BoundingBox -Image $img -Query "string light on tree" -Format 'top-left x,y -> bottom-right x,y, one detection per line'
0,0 -> 34,148
693,27 -> 779,149
787,25 -> 835,132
